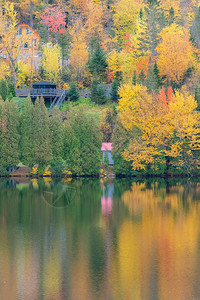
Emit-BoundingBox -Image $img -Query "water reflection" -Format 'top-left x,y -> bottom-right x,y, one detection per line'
101,182 -> 113,215
0,178 -> 200,299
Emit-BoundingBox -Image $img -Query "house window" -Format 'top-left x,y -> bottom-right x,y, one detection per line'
18,27 -> 22,35
23,42 -> 28,49
32,39 -> 37,47
26,27 -> 30,34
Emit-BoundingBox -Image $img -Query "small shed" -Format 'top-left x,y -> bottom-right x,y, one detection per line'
101,143 -> 114,165
33,81 -> 57,89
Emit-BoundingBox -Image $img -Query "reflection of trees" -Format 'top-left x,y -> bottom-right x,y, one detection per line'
119,180 -> 200,300
0,178 -> 103,300
1,179 -> 200,299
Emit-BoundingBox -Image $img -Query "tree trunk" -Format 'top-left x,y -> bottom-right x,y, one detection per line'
30,2 -> 33,27
12,70 -> 16,89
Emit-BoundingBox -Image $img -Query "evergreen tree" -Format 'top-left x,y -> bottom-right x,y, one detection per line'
110,78 -> 120,102
50,106 -> 64,160
0,79 -> 8,101
191,7 -> 200,48
146,62 -> 162,92
139,8 -> 143,19
139,0 -> 166,56
139,69 -> 146,85
20,96 -> 34,167
91,78 -> 106,104
0,100 -> 3,163
195,87 -> 200,111
67,82 -> 79,102
90,78 -> 98,101
63,109 -> 76,169
168,7 -> 175,24
8,81 -> 15,98
88,39 -> 108,81
63,108 -> 102,175
0,100 -> 20,170
132,70 -> 137,85
32,96 -> 52,168
112,117 -> 133,175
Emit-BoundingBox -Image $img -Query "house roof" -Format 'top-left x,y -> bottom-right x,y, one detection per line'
15,20 -> 39,34
33,81 -> 56,86
101,143 -> 112,151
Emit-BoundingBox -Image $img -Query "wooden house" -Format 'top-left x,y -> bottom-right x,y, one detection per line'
15,20 -> 40,69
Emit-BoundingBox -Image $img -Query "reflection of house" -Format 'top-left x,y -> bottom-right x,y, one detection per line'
15,20 -> 40,69
101,184 -> 114,215
101,143 -> 114,165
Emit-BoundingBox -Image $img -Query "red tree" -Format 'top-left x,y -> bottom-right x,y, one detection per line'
40,6 -> 66,35
158,86 -> 173,106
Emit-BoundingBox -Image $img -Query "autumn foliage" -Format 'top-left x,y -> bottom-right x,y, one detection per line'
117,84 -> 200,172
0,0 -> 200,174
40,6 -> 66,35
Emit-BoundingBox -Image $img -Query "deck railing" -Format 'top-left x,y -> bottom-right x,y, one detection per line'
15,88 -> 63,97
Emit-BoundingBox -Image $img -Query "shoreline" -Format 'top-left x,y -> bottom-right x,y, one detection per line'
0,173 -> 199,179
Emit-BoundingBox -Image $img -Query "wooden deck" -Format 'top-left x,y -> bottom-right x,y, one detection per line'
15,88 -> 63,97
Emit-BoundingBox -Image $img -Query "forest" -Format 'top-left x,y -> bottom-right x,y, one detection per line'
0,0 -> 200,175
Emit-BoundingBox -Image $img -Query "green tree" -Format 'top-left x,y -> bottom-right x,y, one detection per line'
138,69 -> 146,85
0,79 -> 8,101
112,117 -> 133,175
191,6 -> 200,48
20,96 -> 34,167
91,79 -> 106,104
8,81 -> 15,98
132,70 -> 137,85
68,82 -> 79,102
63,108 -> 102,175
88,39 -> 108,81
168,7 -> 175,24
0,100 -> 20,170
146,61 -> 162,92
111,78 -> 120,101
32,96 -> 52,168
50,106 -> 64,160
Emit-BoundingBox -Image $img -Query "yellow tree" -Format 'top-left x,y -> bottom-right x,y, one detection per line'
14,0 -> 41,26
160,0 -> 181,20
16,61 -> 37,88
0,3 -> 28,87
117,84 -> 166,170
117,84 -> 200,172
69,20 -> 89,86
107,20 -> 143,82
41,43 -> 62,83
113,0 -> 144,47
82,0 -> 109,44
156,24 -> 195,83
107,51 -> 121,78
168,87 -> 200,169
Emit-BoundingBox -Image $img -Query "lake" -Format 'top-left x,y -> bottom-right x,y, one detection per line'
0,177 -> 200,300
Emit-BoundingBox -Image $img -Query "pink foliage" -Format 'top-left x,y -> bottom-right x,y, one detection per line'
40,6 -> 66,35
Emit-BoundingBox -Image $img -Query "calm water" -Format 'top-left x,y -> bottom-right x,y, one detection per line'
0,177 -> 200,300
